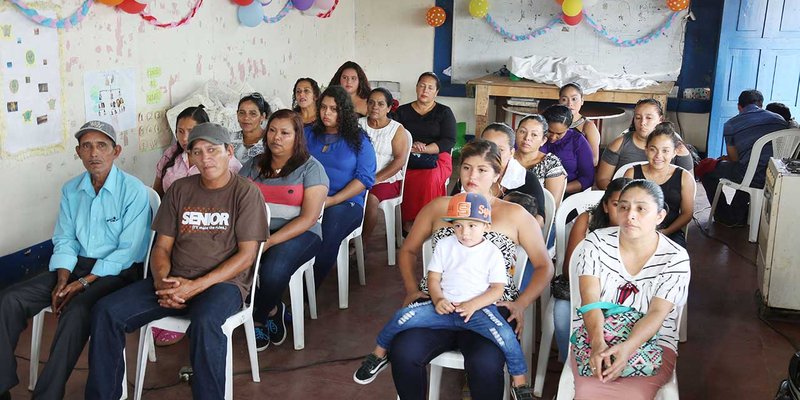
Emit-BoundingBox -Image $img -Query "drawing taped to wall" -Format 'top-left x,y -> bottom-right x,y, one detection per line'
0,9 -> 63,157
84,68 -> 137,132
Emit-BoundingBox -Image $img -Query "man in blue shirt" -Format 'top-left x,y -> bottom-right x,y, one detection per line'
701,89 -> 787,226
0,121 -> 150,400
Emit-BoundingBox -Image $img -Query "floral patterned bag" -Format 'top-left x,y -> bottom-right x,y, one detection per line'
569,301 -> 663,377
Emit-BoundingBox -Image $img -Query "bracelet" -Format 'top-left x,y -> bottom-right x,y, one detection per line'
78,277 -> 90,290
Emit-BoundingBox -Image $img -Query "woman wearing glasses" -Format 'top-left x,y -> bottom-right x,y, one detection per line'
232,92 -> 272,164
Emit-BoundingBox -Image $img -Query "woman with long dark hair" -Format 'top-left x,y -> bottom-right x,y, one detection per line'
304,86 -> 376,287
292,78 -> 321,127
329,61 -> 371,117
239,109 -> 329,350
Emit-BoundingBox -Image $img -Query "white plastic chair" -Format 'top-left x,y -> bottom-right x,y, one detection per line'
337,191 -> 369,309
532,190 -> 603,397
707,128 -> 800,242
287,206 -> 323,350
422,238 -> 530,400
380,129 -> 413,266
542,189 -> 556,241
28,187 -> 161,398
554,240 -> 680,400
133,205 -> 269,400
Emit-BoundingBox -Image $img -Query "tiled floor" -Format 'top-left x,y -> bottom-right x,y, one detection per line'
9,185 -> 800,399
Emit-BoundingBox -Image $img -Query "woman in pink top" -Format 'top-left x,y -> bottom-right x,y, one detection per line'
153,105 -> 243,197
150,105 -> 242,346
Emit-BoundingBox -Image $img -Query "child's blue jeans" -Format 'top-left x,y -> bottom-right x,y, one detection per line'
376,300 -> 528,376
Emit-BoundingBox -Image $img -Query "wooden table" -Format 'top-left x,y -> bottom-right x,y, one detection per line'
465,74 -> 674,136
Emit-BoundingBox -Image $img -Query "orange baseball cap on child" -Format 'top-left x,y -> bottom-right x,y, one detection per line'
442,192 -> 492,224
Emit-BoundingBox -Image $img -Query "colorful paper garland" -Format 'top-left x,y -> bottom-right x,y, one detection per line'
139,0 -> 203,28
8,0 -> 94,29
7,0 -> 339,29
484,10 -> 682,47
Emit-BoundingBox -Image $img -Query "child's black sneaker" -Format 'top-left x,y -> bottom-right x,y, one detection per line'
353,353 -> 389,384
511,383 -> 534,400
266,302 -> 287,346
254,325 -> 270,352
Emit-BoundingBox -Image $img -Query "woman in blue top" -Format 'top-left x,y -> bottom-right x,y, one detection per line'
304,86 -> 377,287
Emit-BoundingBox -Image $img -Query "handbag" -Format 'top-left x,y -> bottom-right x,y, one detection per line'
407,152 -> 438,169
569,301 -> 663,377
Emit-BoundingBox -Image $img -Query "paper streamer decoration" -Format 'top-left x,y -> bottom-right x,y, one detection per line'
8,0 -> 94,29
263,0 -> 293,23
583,11 -> 681,47
485,14 -> 562,41
426,6 -> 446,27
139,0 -> 203,28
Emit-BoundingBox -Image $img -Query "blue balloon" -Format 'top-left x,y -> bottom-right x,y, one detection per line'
238,2 -> 263,27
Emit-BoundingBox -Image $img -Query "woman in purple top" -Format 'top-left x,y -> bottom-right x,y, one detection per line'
541,104 -> 594,195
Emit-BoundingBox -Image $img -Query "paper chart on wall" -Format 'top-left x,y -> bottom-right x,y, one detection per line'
0,9 -> 64,157
84,68 -> 138,132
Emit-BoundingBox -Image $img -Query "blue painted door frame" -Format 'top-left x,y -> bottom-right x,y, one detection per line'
708,0 -> 800,158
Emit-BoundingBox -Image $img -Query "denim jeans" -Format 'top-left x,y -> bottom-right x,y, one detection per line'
253,230 -> 322,323
377,301 -> 527,376
553,298 -> 571,363
313,201 -> 363,288
86,278 -> 242,400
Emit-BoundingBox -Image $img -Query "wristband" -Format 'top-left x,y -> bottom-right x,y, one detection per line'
78,277 -> 90,290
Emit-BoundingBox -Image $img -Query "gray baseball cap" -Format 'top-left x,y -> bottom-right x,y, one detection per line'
75,120 -> 117,144
188,122 -> 231,149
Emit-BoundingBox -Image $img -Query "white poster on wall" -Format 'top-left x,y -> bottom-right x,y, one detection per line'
83,68 -> 137,132
0,9 -> 63,157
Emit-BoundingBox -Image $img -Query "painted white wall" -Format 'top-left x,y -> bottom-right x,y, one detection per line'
0,0 -> 356,255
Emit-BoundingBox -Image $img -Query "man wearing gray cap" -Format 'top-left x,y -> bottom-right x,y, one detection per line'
0,121 -> 151,400
87,123 -> 268,400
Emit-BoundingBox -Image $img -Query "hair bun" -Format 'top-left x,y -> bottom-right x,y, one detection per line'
197,104 -> 205,109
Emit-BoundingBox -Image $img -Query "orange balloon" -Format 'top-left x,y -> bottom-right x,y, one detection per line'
97,0 -> 125,5
426,6 -> 446,27
554,0 -> 564,4
667,0 -> 689,11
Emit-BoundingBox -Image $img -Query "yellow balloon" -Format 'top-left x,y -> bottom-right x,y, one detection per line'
469,0 -> 489,18
562,0 -> 582,17
97,0 -> 125,5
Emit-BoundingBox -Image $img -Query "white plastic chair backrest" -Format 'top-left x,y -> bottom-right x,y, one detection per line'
542,189 -> 556,240
554,191 -> 604,276
143,187 -> 161,280
421,237 -> 525,288
612,161 -> 648,180
242,204 -> 270,311
398,129 -> 414,198
739,128 -> 800,187
567,239 -> 585,334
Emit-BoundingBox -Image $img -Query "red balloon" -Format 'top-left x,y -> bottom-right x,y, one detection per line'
563,12 -> 582,26
554,0 -> 564,4
117,0 -> 147,13
232,0 -> 254,5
